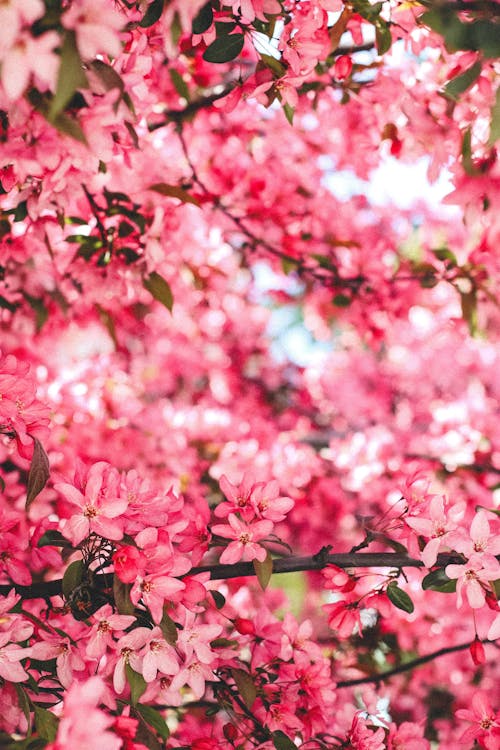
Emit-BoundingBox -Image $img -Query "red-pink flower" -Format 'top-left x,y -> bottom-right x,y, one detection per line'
62,0 -> 124,60
446,555 -> 500,609
456,692 -> 500,750
55,462 -> 127,545
211,513 -> 273,564
130,574 -> 185,624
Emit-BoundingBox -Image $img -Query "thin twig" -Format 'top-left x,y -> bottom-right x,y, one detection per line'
336,639 -> 488,687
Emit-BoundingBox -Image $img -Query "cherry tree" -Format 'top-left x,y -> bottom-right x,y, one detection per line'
0,1 -> 499,748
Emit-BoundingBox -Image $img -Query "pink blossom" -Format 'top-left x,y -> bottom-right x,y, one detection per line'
405,495 -> 457,567
55,462 -> 127,545
86,605 -> 136,659
446,555 -> 500,609
0,31 -> 59,100
169,657 -> 215,699
30,635 -> 85,688
456,692 -> 500,750
0,632 -> 31,682
387,721 -> 430,750
211,513 -> 273,564
48,677 -> 121,750
62,0 -> 124,60
130,574 -> 185,623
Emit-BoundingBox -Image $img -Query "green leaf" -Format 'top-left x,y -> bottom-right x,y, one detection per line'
34,706 -> 59,742
169,69 -> 190,101
489,86 -> 500,146
148,182 -> 200,206
160,608 -> 178,645
126,663 -> 147,705
281,256 -> 299,274
432,247 -> 457,265
23,293 -> 49,333
89,60 -> 125,108
14,685 -> 32,736
272,730 -> 297,750
375,23 -> 392,55
422,568 -> 457,593
230,668 -> 256,708
333,293 -> 351,307
192,2 -> 213,35
460,287 -> 478,336
259,54 -> 286,77
387,582 -> 414,613
62,559 -> 84,599
113,576 -> 135,615
139,0 -> 164,28
135,704 -> 170,741
49,32 -> 88,120
0,294 -> 18,313
52,112 -> 88,144
283,103 -> 295,125
203,33 -> 245,63
253,551 -> 273,591
37,529 -> 71,548
143,271 -> 174,312
210,590 -> 226,609
26,438 -> 50,510
444,61 -> 482,101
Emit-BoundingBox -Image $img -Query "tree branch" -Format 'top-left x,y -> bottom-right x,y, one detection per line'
0,551 -> 466,599
336,639 -> 489,687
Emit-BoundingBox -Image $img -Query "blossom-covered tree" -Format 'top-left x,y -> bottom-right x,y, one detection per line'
0,1 -> 499,748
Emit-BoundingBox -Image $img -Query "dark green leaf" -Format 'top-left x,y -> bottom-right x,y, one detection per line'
0,294 -> 18,313
460,287 -> 478,336
52,112 -> 88,144
62,559 -> 84,599
14,200 -> 28,222
143,271 -> 174,312
210,637 -> 238,648
259,54 -> 286,77
148,182 -> 200,206
34,706 -> 59,742
113,576 -> 135,615
14,685 -> 32,736
253,552 -> 273,591
489,86 -> 500,146
432,247 -> 457,265
37,529 -> 71,548
26,438 -> 50,510
160,608 -> 178,645
49,32 -> 88,120
23,293 -> 48,333
333,293 -> 351,307
135,704 -> 170,740
203,33 -> 245,63
272,730 -> 297,750
140,0 -> 164,28
126,663 -> 147,705
375,23 -> 392,55
444,61 -> 481,101
169,69 -> 190,101
192,2 -> 213,35
230,668 -> 256,708
283,103 -> 294,125
89,60 -> 124,94
422,568 -> 457,593
210,590 -> 226,609
387,582 -> 414,613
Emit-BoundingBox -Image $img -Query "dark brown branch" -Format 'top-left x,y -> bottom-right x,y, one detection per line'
336,639 -> 487,687
419,0 -> 500,15
0,551 -> 465,599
